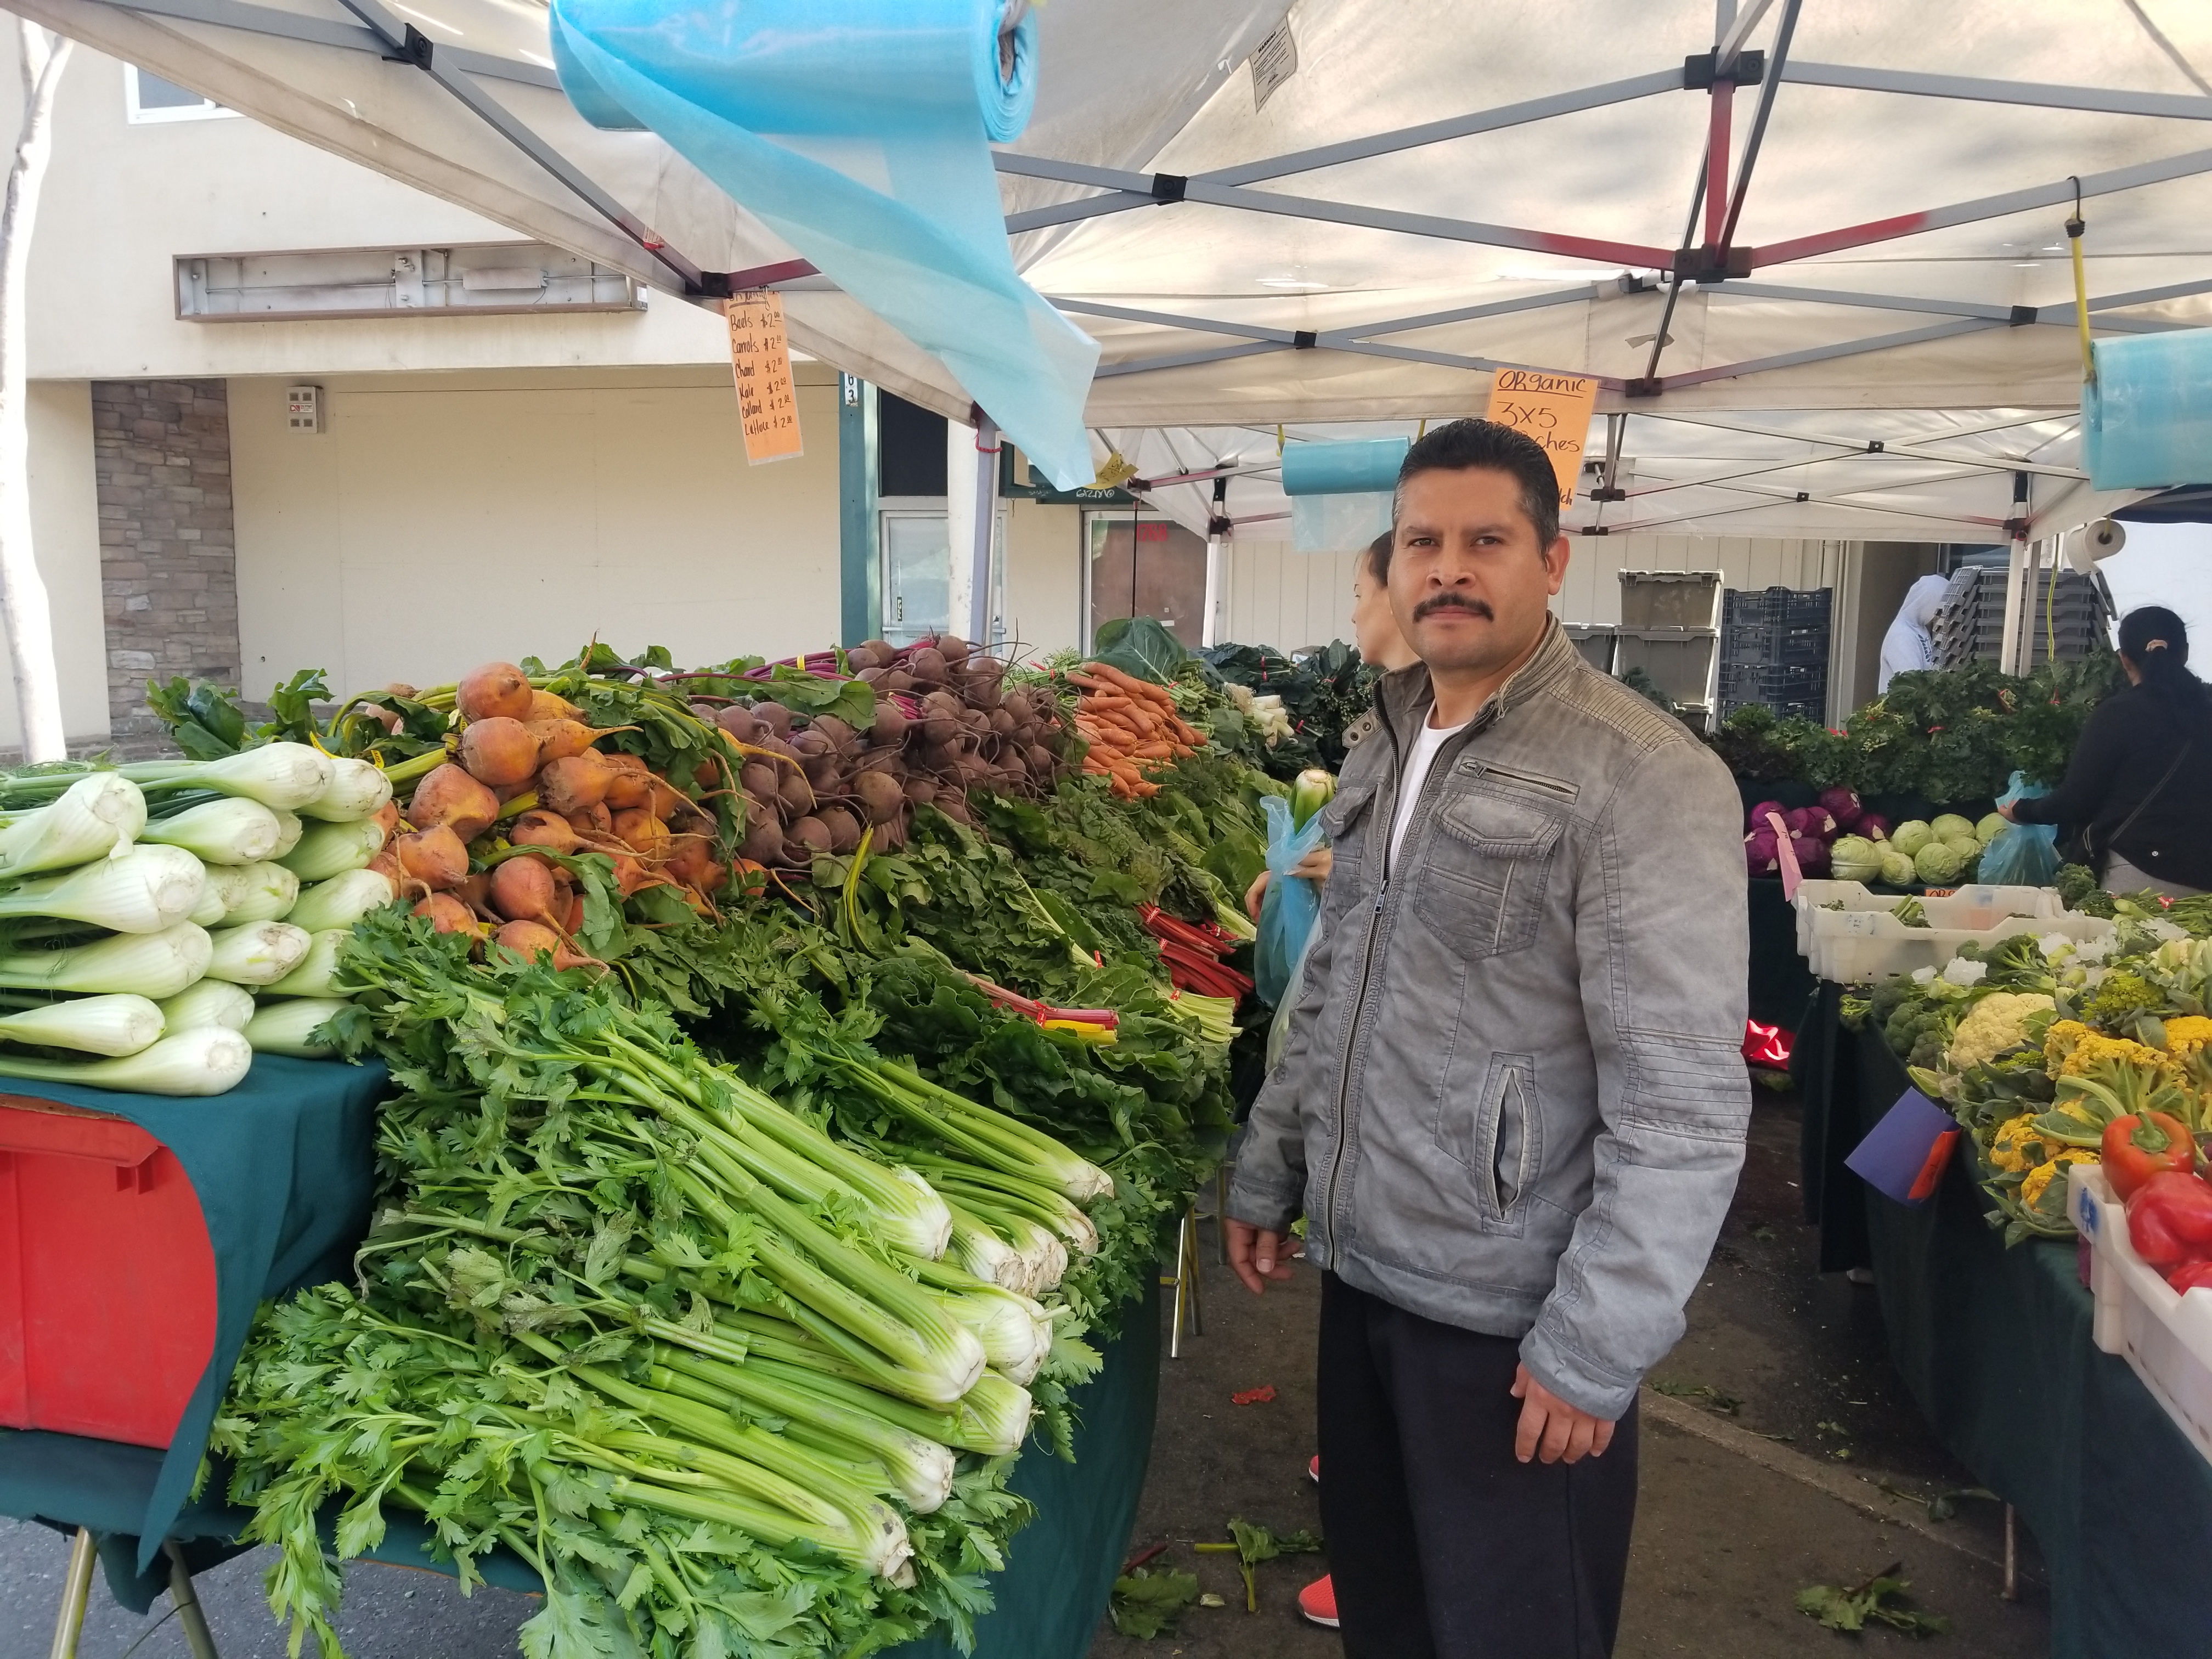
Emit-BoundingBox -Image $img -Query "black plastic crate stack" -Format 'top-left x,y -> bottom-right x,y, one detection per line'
1928,566 -> 2103,671
1717,585 -> 1831,723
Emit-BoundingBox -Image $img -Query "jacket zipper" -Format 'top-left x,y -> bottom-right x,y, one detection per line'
1318,701 -> 1487,1257
1462,759 -> 1578,801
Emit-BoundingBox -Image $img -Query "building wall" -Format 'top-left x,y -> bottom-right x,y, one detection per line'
229,367 -> 844,697
1001,496 -> 1082,657
19,48 -> 733,384
1220,541 -> 1361,652
91,379 -> 240,747
4,382 -> 112,751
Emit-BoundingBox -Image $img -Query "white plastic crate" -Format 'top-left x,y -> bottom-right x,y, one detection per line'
1803,910 -> 2112,985
1790,879 -> 2064,956
2068,1165 -> 2212,1467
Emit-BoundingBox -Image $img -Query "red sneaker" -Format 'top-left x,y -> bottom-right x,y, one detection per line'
1297,1575 -> 1339,1628
1308,1454 -> 1321,1484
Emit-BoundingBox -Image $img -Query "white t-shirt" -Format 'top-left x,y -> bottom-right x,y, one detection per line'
1389,717 -> 1469,866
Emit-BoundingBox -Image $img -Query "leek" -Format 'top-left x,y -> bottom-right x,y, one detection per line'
205,921 -> 312,985
282,870 -> 394,934
0,847 -> 207,935
0,993 -> 164,1056
159,979 -> 256,1032
278,820 -> 383,882
0,775 -> 147,876
260,929 -> 349,998
0,1024 -> 251,1095
243,996 -> 347,1057
0,922 -> 211,997
270,811 -> 303,860
188,881 -> 226,928
206,861 -> 298,924
122,743 -> 333,811
296,757 -> 392,823
138,798 -> 284,865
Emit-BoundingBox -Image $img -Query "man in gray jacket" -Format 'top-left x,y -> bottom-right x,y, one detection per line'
1226,419 -> 1749,1658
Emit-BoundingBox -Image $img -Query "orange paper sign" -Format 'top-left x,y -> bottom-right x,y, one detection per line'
1485,368 -> 1599,505
726,291 -> 803,464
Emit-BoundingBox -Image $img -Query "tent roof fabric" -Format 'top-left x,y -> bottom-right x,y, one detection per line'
27,0 -> 2210,536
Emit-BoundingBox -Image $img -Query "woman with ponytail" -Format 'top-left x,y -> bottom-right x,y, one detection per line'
2003,606 -> 2212,895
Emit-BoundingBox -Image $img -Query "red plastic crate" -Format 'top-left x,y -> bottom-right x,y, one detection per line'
0,1096 -> 217,1447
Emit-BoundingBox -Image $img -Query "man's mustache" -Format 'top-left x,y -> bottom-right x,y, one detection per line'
1413,592 -> 1494,622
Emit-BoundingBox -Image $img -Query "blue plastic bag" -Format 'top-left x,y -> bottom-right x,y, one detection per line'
1255,794 -> 1329,1008
1976,770 -> 2059,887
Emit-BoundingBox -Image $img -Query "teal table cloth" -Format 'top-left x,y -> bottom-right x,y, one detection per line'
1803,1005 -> 2212,1658
0,1056 -> 387,1577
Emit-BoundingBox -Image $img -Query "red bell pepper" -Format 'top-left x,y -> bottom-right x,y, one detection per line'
2165,1260 -> 2212,1295
2125,1170 -> 2212,1273
2100,1110 -> 2199,1201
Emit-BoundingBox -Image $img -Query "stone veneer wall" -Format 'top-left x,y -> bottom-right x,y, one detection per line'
91,379 -> 239,755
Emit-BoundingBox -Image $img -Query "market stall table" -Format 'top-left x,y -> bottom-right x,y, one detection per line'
1797,991 -> 2212,1659
4,1250 -> 1160,1658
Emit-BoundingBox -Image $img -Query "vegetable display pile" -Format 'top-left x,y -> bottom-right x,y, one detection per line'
1843,888 -> 2212,1240
0,744 -> 393,1092
1708,656 -> 2119,803
125,636 -> 1283,1658
1748,789 -> 2004,888
1066,661 -> 1205,798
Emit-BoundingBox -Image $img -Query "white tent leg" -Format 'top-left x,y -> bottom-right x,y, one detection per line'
0,20 -> 71,763
967,413 -> 998,647
1998,535 -> 2031,674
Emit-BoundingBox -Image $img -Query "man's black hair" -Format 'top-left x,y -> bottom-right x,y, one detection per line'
1376,417 -> 1561,582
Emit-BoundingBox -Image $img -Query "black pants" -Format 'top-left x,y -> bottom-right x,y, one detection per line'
1317,1272 -> 1639,1658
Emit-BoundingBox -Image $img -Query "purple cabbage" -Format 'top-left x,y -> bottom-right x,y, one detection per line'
1745,828 -> 1781,875
1819,786 -> 1864,830
1858,812 -> 1892,843
1747,799 -> 1787,834
1786,806 -> 1837,841
1791,833 -> 1831,877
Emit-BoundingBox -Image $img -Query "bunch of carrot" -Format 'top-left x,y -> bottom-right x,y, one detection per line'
1138,904 -> 1255,1002
1066,662 -> 1205,798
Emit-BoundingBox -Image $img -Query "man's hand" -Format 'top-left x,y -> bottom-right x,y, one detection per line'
1510,1364 -> 1616,1465
1995,798 -> 2018,823
1244,849 -> 1335,921
1224,1218 -> 1296,1295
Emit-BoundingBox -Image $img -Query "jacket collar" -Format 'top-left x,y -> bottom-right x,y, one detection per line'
1372,614 -> 1578,746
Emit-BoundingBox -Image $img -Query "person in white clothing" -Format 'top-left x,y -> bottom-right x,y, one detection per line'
1876,573 -> 1951,691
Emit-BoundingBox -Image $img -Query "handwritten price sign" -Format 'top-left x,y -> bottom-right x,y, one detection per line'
726,291 -> 803,465
1485,368 -> 1598,506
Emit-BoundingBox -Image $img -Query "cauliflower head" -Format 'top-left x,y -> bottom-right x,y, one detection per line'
2021,1149 -> 2096,1210
1945,992 -> 2056,1073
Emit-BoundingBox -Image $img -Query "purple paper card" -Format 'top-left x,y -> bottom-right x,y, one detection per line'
1846,1087 -> 1961,1208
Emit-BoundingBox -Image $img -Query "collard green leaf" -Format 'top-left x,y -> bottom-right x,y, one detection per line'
1090,616 -> 1190,685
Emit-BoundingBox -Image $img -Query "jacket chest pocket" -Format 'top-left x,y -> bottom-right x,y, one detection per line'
1411,787 -> 1564,959
1317,781 -> 1378,899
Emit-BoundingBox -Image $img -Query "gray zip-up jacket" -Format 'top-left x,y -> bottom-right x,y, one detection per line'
1228,618 -> 1750,1419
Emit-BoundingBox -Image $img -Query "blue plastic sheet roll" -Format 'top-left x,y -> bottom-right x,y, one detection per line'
1279,437 -> 1411,496
2083,330 -> 2212,489
550,0 -> 1099,487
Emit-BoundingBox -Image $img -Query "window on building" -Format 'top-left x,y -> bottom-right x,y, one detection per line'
125,65 -> 239,125
877,391 -> 949,497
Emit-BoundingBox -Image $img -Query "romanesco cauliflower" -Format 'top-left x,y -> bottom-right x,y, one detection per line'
1945,992 -> 2056,1073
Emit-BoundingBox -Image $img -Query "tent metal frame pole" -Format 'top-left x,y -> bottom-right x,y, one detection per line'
1712,276 -> 2212,331
98,0 -> 557,86
1753,142 -> 2212,267
1782,61 -> 2212,122
1654,316 -> 1999,390
1637,408 -> 2081,452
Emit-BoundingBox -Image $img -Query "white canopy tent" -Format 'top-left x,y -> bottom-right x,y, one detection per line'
13,0 -> 2210,636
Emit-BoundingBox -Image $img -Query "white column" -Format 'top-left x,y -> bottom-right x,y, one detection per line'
1997,534 -> 2031,675
968,414 -> 998,646
945,417 -> 974,643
